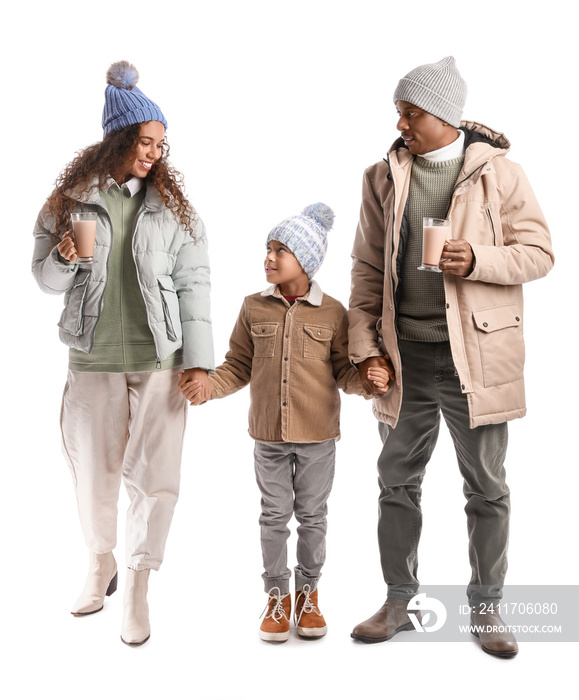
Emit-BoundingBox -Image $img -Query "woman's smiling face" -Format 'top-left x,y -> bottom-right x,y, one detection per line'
125,121 -> 165,179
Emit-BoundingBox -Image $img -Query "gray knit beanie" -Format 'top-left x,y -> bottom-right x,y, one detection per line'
102,61 -> 167,137
266,203 -> 334,279
393,56 -> 467,128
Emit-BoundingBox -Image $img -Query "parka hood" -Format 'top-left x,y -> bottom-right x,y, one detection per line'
389,121 -> 511,160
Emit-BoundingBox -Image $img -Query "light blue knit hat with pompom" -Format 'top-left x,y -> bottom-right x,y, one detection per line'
102,61 -> 167,137
266,203 -> 334,279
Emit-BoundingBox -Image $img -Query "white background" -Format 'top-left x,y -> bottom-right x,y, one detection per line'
1,0 -> 576,697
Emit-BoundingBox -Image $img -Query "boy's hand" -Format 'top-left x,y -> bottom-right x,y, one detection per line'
367,366 -> 391,394
178,368 -> 211,405
358,356 -> 395,397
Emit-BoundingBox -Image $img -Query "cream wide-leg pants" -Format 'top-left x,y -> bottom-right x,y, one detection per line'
60,367 -> 187,571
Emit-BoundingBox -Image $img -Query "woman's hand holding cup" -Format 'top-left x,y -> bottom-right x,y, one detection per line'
57,230 -> 78,263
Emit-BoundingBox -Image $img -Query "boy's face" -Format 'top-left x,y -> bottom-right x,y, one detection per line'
265,240 -> 308,290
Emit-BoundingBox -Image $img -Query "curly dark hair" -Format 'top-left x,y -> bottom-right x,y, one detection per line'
43,122 -> 198,241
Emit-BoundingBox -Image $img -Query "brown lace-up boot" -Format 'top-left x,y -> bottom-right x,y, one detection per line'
259,587 -> 291,642
295,584 -> 327,638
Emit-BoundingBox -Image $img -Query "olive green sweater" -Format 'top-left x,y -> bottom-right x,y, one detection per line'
397,155 -> 464,342
69,185 -> 182,372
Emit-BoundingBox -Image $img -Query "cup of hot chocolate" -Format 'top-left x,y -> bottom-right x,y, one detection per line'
71,212 -> 97,264
418,217 -> 450,273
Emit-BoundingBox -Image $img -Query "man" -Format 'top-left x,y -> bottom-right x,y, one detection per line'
348,56 -> 554,658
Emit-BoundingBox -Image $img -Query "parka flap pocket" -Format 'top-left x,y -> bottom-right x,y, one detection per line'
251,322 -> 278,357
303,324 -> 333,361
473,305 -> 521,333
58,269 -> 91,336
472,305 -> 524,388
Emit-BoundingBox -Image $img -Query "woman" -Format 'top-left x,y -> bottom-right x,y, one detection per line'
32,61 -> 214,646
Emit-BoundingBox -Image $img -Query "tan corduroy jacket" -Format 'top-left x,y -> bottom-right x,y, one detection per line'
349,122 -> 554,428
210,281 -> 368,443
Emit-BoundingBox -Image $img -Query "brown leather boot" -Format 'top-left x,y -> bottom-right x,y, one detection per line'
259,587 -> 291,642
295,585 -> 327,638
351,597 -> 416,643
471,607 -> 518,658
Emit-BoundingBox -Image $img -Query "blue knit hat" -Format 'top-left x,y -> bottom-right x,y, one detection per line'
266,203 -> 335,279
102,61 -> 167,137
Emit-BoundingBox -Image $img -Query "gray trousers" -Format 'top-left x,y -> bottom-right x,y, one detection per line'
377,341 -> 509,604
254,439 -> 336,595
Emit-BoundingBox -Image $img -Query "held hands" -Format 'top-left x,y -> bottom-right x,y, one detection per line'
57,230 -> 78,263
178,368 -> 211,406
439,239 -> 474,277
358,356 -> 395,397
367,367 -> 391,394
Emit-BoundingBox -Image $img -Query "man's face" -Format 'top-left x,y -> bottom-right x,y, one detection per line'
395,100 -> 457,155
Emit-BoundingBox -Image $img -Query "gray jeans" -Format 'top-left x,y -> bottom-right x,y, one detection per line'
254,439 -> 336,594
377,341 -> 509,604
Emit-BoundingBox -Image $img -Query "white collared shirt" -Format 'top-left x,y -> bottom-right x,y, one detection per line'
103,176 -> 145,197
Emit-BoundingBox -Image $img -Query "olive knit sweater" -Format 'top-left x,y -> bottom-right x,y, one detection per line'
68,185 -> 182,371
397,155 -> 464,342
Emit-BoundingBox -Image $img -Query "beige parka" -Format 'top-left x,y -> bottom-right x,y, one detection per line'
348,122 -> 554,428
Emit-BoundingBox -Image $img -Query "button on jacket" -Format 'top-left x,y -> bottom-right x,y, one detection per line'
210,281 -> 367,443
349,122 -> 554,428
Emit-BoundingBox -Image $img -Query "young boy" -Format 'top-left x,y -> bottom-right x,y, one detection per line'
181,203 -> 389,642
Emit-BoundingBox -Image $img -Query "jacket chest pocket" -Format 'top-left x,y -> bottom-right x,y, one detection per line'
472,305 -> 524,388
303,324 -> 333,361
158,275 -> 182,342
58,269 -> 91,336
251,323 -> 278,357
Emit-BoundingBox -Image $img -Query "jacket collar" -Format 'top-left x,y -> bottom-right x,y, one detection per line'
65,176 -> 165,210
261,279 -> 324,307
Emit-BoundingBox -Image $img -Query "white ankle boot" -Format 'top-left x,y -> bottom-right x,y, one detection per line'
121,569 -> 150,646
71,551 -> 118,616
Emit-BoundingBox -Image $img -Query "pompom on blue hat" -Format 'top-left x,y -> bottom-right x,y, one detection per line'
102,61 -> 167,137
266,203 -> 335,279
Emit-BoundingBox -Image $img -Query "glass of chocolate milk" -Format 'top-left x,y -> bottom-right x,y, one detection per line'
71,212 -> 97,264
418,217 -> 450,273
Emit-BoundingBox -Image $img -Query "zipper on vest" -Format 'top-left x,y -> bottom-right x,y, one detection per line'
130,205 -> 164,364
86,203 -> 114,355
